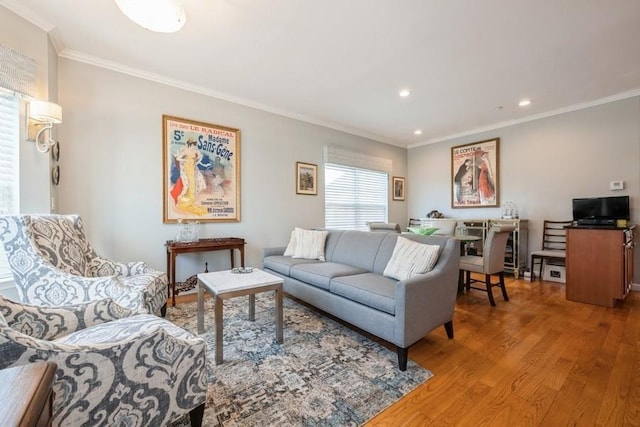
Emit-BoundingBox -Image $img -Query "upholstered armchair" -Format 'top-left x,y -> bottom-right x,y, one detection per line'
0,214 -> 167,316
0,295 -> 207,426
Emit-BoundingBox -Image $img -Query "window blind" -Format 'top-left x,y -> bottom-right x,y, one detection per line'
0,90 -> 19,280
324,163 -> 388,231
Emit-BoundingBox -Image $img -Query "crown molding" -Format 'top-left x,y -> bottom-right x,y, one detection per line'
408,88 -> 640,149
58,48 -> 405,148
0,0 -> 56,31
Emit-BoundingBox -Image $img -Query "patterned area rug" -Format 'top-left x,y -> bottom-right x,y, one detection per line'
168,294 -> 432,426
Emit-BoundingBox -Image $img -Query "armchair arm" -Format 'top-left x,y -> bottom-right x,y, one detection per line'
21,266 -> 148,313
0,315 -> 207,426
87,257 -> 155,277
0,295 -> 135,340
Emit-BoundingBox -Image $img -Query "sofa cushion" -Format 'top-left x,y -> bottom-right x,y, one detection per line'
263,255 -> 321,276
290,262 -> 367,290
383,236 -> 440,281
329,273 -> 396,315
329,231 -> 387,270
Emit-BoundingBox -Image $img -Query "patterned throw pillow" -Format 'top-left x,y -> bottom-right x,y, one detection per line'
383,236 -> 440,281
408,227 -> 440,235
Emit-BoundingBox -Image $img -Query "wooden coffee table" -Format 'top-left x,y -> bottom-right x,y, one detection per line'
197,268 -> 284,364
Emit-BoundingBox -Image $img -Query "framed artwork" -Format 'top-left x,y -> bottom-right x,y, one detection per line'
392,176 -> 405,201
162,115 -> 241,223
296,162 -> 317,195
451,137 -> 499,208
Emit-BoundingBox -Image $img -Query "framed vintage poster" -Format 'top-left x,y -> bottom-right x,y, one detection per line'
392,176 -> 405,201
451,138 -> 499,208
296,162 -> 317,195
162,115 -> 240,223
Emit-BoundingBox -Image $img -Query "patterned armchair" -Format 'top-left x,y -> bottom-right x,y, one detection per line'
0,214 -> 167,316
0,295 -> 207,427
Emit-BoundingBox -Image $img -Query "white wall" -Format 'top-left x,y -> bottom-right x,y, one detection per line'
0,7 -> 57,297
408,96 -> 640,280
56,60 -> 408,281
0,7 -> 55,214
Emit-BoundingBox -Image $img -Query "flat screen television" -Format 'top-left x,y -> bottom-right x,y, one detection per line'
572,195 -> 630,225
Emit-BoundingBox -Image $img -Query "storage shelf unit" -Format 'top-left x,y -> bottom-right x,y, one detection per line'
418,218 -> 528,278
490,219 -> 528,278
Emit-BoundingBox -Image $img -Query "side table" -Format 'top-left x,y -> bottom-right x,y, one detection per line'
165,237 -> 246,306
0,361 -> 57,427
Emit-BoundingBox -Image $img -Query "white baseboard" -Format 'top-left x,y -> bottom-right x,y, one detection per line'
631,283 -> 640,292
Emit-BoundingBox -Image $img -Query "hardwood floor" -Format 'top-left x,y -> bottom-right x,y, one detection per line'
367,277 -> 640,427
172,277 -> 640,426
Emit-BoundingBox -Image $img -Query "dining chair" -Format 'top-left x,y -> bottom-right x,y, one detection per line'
530,220 -> 572,280
459,225 -> 515,306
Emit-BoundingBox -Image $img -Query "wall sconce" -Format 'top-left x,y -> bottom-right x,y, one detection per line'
27,100 -> 63,153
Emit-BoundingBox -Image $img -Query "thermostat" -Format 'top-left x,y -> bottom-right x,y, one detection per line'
610,181 -> 624,191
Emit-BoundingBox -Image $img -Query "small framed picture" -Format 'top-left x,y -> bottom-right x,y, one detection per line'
296,162 -> 317,195
393,176 -> 405,201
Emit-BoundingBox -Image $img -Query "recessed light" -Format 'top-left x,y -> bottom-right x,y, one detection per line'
399,89 -> 411,98
518,99 -> 532,107
414,129 -> 422,135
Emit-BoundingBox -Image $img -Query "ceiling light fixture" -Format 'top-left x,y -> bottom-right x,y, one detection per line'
414,130 -> 423,135
399,89 -> 411,98
518,99 -> 532,107
115,0 -> 186,33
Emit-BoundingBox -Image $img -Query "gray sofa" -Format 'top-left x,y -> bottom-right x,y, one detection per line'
262,229 -> 459,370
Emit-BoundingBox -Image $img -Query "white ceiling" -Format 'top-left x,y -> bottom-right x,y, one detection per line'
3,0 -> 640,147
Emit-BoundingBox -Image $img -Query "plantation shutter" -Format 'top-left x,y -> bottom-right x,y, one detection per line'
0,44 -> 36,281
0,91 -> 19,279
324,163 -> 388,231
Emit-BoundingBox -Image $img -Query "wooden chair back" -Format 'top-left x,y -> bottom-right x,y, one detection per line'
540,220 -> 572,251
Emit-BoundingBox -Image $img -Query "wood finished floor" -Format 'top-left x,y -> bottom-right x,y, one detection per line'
367,277 -> 640,427
172,277 -> 640,426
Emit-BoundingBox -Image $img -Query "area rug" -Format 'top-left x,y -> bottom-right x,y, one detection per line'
167,294 -> 433,426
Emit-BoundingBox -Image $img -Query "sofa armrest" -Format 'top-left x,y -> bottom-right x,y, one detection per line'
263,246 -> 287,258
394,238 -> 460,345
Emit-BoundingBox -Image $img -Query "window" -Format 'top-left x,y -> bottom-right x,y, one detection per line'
324,163 -> 388,231
0,90 -> 19,280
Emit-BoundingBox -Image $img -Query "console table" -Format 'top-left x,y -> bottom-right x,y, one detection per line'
0,362 -> 57,426
165,237 -> 246,306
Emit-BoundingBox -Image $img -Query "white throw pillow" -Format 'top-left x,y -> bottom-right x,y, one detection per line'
283,229 -> 298,256
383,236 -> 440,281
291,228 -> 328,261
